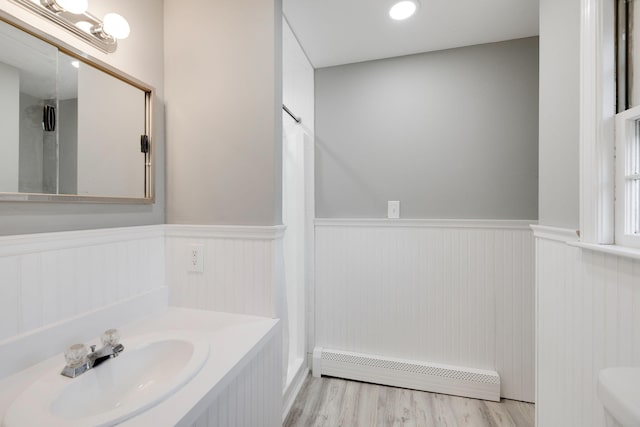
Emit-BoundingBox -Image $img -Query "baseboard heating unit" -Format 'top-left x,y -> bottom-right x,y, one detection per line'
312,347 -> 500,402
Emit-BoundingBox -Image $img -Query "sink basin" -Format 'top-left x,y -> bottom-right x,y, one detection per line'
3,331 -> 209,427
598,367 -> 640,427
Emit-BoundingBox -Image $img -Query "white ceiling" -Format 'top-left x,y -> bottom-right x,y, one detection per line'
283,0 -> 539,68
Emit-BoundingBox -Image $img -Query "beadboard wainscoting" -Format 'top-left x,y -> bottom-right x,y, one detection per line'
165,225 -> 286,318
188,326 -> 282,427
534,226 -> 640,427
314,219 -> 535,402
0,225 -> 167,378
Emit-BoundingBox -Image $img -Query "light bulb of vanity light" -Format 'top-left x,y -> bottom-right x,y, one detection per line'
389,1 -> 418,20
74,20 -> 93,33
103,13 -> 130,39
55,0 -> 88,14
71,60 -> 80,68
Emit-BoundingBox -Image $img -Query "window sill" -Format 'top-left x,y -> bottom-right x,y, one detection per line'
568,241 -> 640,260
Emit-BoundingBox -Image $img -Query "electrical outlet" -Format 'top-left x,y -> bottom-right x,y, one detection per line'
188,244 -> 204,273
388,201 -> 400,219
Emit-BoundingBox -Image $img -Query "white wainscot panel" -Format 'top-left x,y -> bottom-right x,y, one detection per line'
165,225 -> 285,318
536,232 -> 640,427
189,325 -> 282,427
314,220 -> 535,402
0,226 -> 165,343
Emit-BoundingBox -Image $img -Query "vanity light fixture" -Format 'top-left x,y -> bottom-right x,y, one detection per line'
46,0 -> 88,15
10,0 -> 130,53
102,13 -> 130,40
389,0 -> 419,20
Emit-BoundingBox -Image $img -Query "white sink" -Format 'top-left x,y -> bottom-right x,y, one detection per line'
598,367 -> 640,427
3,331 -> 209,427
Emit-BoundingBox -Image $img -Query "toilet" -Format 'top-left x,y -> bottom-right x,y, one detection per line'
597,367 -> 640,427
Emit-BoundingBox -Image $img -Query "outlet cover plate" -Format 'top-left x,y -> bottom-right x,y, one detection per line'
388,201 -> 400,219
188,244 -> 204,273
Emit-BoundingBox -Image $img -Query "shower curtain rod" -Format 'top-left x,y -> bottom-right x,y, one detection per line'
282,104 -> 301,124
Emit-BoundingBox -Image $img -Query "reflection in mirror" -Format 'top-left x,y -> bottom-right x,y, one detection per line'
58,52 -> 78,195
76,59 -> 146,198
0,17 -> 153,202
0,19 -> 57,194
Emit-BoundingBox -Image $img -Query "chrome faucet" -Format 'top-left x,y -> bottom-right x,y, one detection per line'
61,329 -> 125,378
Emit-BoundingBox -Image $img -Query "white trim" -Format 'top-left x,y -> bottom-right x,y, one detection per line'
579,0 -> 616,244
315,218 -> 536,230
0,225 -> 164,257
0,224 -> 289,251
282,364 -> 309,422
534,233 -> 540,426
164,224 -> 286,240
0,287 -> 168,381
569,241 -> 640,260
531,225 -> 580,243
615,105 -> 640,248
312,347 -> 322,378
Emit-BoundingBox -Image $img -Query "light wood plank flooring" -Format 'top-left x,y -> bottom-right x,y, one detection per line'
284,375 -> 534,427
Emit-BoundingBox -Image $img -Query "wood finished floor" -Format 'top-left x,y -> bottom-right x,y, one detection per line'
284,375 -> 535,427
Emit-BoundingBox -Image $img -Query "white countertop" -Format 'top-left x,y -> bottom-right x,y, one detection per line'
0,307 -> 279,426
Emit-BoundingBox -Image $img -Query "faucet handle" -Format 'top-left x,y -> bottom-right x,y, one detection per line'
64,344 -> 88,368
101,329 -> 120,347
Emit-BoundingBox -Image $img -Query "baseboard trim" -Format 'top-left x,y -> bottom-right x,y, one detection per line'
282,361 -> 309,422
312,347 -> 500,402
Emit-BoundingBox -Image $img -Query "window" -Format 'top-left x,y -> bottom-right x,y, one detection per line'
617,0 -> 639,111
617,111 -> 640,246
615,0 -> 640,247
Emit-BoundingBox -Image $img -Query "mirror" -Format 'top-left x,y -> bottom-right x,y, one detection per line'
0,17 -> 153,203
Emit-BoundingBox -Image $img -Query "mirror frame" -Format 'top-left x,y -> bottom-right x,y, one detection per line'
0,11 -> 155,204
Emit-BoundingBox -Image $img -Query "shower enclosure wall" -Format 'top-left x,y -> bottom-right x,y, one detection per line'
282,17 -> 315,397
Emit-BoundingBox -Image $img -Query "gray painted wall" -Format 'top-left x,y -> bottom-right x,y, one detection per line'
164,0 -> 283,226
315,37 -> 539,219
0,0 -> 165,236
538,0 -> 580,230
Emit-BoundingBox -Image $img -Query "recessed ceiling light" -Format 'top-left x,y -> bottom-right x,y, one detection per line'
389,1 -> 418,21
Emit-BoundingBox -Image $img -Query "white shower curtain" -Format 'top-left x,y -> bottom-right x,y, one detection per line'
281,118 -> 309,390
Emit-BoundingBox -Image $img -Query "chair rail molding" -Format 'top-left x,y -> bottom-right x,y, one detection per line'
315,218 -> 535,229
531,225 -> 580,243
164,224 -> 286,240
